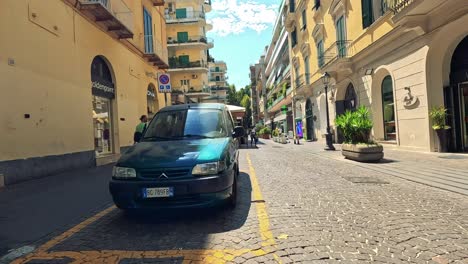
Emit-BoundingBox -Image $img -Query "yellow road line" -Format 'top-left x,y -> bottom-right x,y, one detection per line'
12,154 -> 281,263
246,153 -> 280,263
37,206 -> 116,253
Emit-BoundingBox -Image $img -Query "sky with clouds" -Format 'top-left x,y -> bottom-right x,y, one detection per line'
206,0 -> 280,90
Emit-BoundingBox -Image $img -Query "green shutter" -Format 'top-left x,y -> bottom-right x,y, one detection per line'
177,32 -> 189,43
179,55 -> 190,66
361,0 -> 374,28
175,8 -> 187,19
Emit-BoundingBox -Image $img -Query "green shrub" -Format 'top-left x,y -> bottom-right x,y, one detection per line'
272,128 -> 279,137
335,106 -> 373,144
429,106 -> 450,130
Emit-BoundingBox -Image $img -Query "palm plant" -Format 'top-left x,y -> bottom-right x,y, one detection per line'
335,106 -> 373,144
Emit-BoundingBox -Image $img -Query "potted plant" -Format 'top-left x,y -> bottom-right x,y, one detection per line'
259,127 -> 271,139
429,106 -> 451,153
335,106 -> 384,162
272,128 -> 279,142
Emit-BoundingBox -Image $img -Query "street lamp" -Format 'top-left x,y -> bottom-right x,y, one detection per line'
321,72 -> 336,151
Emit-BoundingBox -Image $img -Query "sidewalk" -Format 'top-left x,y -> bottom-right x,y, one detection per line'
0,164 -> 113,258
265,139 -> 468,196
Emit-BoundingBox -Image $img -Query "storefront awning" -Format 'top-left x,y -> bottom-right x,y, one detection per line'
274,114 -> 287,122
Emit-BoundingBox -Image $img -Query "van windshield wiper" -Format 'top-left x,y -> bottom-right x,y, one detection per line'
179,134 -> 215,139
141,136 -> 172,141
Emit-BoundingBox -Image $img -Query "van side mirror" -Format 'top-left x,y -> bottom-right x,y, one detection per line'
232,126 -> 245,138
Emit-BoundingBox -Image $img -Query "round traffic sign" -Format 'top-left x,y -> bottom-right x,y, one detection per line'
159,74 -> 170,85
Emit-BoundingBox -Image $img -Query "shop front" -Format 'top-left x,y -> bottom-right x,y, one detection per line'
91,56 -> 116,158
447,35 -> 468,152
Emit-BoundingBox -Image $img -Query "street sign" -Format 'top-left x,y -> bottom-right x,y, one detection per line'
158,73 -> 171,93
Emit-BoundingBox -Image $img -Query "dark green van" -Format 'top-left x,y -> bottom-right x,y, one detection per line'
109,103 -> 244,210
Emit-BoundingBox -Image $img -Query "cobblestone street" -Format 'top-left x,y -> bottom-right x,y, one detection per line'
3,140 -> 468,263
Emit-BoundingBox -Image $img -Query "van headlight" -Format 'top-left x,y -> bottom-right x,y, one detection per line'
112,166 -> 137,179
192,161 -> 226,176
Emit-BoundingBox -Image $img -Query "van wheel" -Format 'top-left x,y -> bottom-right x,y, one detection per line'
228,172 -> 238,208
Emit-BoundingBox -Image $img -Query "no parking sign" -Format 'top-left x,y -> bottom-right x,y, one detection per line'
158,73 -> 172,93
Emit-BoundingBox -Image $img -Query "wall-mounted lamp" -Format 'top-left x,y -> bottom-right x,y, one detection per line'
364,68 -> 374,75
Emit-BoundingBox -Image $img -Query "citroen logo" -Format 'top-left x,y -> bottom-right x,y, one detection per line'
159,173 -> 169,179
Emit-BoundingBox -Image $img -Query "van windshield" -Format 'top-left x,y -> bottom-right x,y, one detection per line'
142,109 -> 228,141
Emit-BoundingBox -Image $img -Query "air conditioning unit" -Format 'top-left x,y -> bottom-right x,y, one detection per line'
192,74 -> 198,79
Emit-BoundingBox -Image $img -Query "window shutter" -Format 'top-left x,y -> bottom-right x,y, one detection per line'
361,0 -> 374,29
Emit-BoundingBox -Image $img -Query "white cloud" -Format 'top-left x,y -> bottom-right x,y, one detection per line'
207,0 -> 278,36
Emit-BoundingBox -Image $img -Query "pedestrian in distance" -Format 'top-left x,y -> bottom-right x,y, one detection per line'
250,128 -> 257,148
133,115 -> 148,144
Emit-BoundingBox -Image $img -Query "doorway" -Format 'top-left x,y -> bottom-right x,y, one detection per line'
448,35 -> 468,152
305,99 -> 315,141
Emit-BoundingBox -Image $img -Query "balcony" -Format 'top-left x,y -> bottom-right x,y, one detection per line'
138,35 -> 169,69
204,0 -> 212,12
210,86 -> 228,91
267,87 -> 293,113
383,0 -> 447,32
165,11 -> 206,24
167,35 -> 213,49
76,0 -> 134,39
172,86 -> 211,98
150,0 -> 165,6
294,74 -> 310,91
209,69 -> 226,73
320,40 -> 355,75
168,59 -> 208,72
385,0 -> 416,14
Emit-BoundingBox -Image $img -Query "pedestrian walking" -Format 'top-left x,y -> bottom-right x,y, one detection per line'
133,115 -> 148,144
250,128 -> 257,147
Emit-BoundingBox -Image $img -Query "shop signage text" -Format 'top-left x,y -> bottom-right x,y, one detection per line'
92,81 -> 115,99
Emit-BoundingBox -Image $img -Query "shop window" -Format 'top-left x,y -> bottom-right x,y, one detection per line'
91,56 -> 115,157
382,76 -> 396,140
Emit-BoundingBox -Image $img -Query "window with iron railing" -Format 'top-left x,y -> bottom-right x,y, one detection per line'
313,0 -> 321,10
291,29 -> 297,47
301,9 -> 307,31
289,0 -> 295,13
317,40 -> 324,68
143,7 -> 153,54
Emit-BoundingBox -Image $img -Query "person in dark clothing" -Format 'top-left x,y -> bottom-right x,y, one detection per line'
250,128 -> 257,147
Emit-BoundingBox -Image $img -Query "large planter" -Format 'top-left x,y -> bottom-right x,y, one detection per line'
435,129 -> 449,153
341,144 -> 384,162
261,134 -> 270,139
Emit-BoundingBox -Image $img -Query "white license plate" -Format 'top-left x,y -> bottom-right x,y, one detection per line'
143,187 -> 174,198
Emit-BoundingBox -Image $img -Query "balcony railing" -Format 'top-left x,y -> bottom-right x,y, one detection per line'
173,86 -> 211,94
78,0 -> 134,38
210,86 -> 228,91
138,34 -> 168,68
384,0 -> 415,14
210,69 -> 226,73
165,11 -> 206,23
209,78 -> 227,82
168,59 -> 208,69
321,40 -> 354,68
167,35 -> 213,46
295,74 -> 310,89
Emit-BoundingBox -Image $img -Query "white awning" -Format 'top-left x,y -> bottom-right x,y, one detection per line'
226,105 -> 246,113
274,114 -> 287,122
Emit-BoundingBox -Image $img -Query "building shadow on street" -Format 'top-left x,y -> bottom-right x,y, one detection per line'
50,172 -> 254,252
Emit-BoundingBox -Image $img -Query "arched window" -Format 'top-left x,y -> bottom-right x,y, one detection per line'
382,76 -> 395,140
91,56 -> 115,157
344,83 -> 357,111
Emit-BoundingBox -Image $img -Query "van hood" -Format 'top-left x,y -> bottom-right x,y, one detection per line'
117,138 -> 230,169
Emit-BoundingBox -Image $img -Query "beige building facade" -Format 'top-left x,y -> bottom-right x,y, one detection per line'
165,0 -> 213,104
283,0 -> 468,152
205,60 -> 228,103
0,0 -> 169,185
